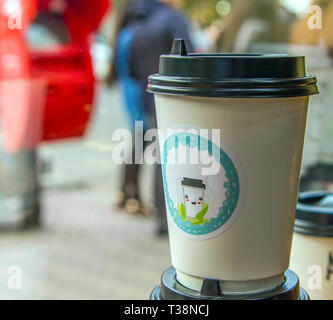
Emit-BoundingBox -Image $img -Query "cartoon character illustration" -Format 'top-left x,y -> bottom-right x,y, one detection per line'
177,177 -> 210,225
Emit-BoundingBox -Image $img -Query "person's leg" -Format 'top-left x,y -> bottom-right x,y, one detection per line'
122,150 -> 140,200
0,148 -> 40,229
155,163 -> 168,236
118,130 -> 145,214
121,151 -> 143,214
150,115 -> 168,236
22,149 -> 41,228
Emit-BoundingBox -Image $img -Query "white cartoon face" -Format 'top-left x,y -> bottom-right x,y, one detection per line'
183,186 -> 204,218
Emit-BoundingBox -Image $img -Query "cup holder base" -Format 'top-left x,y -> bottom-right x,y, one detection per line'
151,267 -> 309,300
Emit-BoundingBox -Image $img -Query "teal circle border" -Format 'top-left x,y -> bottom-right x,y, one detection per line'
162,132 -> 240,236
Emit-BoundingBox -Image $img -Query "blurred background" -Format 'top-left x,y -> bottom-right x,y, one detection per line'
0,0 -> 332,299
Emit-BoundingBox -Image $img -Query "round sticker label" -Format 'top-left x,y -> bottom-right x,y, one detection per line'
162,127 -> 245,240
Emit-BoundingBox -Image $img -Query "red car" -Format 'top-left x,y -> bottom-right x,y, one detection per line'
0,0 -> 110,152
31,0 -> 110,142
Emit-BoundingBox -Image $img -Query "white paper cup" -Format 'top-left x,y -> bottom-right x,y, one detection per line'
290,191 -> 333,300
148,39 -> 318,295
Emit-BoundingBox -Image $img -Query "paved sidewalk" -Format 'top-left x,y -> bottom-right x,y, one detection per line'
0,182 -> 170,300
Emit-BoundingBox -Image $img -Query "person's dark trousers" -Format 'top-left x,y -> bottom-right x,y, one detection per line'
121,125 -> 168,235
22,150 -> 40,228
155,163 -> 168,235
122,153 -> 141,200
0,149 -> 40,230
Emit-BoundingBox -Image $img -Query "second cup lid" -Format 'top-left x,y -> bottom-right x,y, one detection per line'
147,39 -> 319,98
295,191 -> 333,237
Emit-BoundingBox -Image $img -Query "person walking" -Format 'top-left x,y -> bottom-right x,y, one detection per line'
107,0 -> 193,236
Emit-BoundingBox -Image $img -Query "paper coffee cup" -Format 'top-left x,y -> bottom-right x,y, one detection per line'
290,191 -> 333,300
148,39 -> 318,294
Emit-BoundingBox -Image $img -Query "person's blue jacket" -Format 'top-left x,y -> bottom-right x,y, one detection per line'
115,0 -> 193,130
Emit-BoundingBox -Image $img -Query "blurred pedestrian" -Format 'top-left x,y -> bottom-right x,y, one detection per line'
107,0 -> 193,236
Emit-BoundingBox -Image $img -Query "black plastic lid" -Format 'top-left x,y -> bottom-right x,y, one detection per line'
147,39 -> 319,98
294,191 -> 333,237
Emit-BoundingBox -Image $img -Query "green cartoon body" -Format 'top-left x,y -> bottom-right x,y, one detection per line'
177,201 -> 210,225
